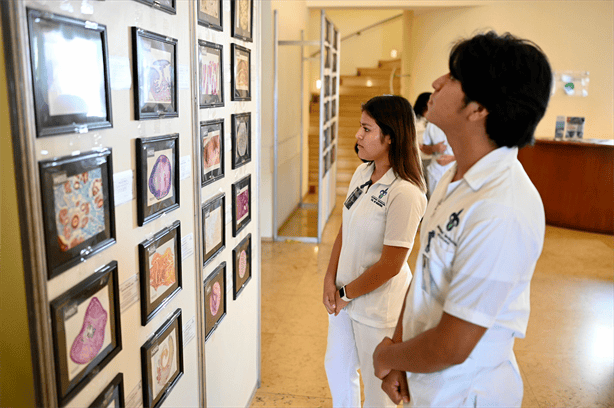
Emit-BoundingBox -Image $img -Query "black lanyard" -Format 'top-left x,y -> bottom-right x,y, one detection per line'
344,179 -> 373,209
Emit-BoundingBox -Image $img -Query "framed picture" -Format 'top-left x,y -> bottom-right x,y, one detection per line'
204,263 -> 227,341
197,0 -> 222,31
50,261 -> 122,406
231,112 -> 251,169
132,27 -> 178,120
324,76 -> 330,97
333,27 -> 338,50
331,144 -> 337,164
202,194 -> 225,266
332,99 -> 337,118
324,101 -> 330,122
325,18 -> 330,44
333,52 -> 338,73
231,175 -> 251,236
27,9 -> 112,137
39,149 -> 116,279
231,44 -> 251,101
133,0 -> 176,14
138,221 -> 182,326
232,234 -> 251,300
231,0 -> 253,42
325,47 -> 331,69
201,119 -> 225,186
331,121 -> 336,141
89,373 -> 125,408
141,309 -> 184,408
198,41 -> 224,108
136,134 -> 180,226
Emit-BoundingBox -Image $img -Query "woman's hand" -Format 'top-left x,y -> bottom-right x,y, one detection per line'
323,278 -> 337,315
373,336 -> 394,379
381,370 -> 410,404
333,289 -> 350,316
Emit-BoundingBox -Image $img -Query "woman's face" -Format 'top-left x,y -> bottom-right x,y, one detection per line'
355,111 -> 391,162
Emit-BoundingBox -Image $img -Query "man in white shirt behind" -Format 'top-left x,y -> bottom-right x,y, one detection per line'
420,123 -> 455,198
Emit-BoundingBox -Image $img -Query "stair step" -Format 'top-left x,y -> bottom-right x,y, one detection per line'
378,58 -> 402,69
357,68 -> 395,77
340,76 -> 399,87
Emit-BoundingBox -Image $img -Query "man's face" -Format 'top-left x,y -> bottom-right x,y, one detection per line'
425,73 -> 469,133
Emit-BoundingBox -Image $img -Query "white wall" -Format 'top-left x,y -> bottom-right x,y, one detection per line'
405,1 -> 614,140
260,0 -> 311,238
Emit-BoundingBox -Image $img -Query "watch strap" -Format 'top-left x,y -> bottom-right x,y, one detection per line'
339,285 -> 351,302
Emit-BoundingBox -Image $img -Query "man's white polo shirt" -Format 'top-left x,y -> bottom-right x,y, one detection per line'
401,145 -> 546,406
337,163 -> 427,328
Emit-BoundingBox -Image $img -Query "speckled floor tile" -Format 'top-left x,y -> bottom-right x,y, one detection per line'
251,392 -> 332,408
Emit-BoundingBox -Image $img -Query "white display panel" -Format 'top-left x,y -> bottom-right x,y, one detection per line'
3,0 -> 260,407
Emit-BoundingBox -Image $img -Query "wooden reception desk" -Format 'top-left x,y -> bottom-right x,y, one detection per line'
517,139 -> 614,235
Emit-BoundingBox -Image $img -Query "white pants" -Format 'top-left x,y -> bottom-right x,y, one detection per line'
324,310 -> 396,408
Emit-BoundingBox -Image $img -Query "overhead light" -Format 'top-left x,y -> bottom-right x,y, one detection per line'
390,49 -> 398,58
366,80 -> 373,87
316,79 -> 321,90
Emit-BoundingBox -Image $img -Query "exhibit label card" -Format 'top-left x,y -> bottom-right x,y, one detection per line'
109,55 -> 132,90
183,315 -> 196,347
179,64 -> 190,89
180,155 -> 191,181
181,233 -> 194,261
126,380 -> 144,408
114,169 -> 134,206
120,274 -> 139,314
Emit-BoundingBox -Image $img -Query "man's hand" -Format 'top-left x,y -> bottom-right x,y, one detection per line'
373,336 -> 394,379
381,370 -> 410,405
333,289 -> 349,316
433,141 -> 447,153
322,279 -> 337,315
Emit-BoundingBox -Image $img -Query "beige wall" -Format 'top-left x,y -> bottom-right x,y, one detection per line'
0,17 -> 36,408
406,1 -> 614,140
260,0 -> 311,237
313,8 -> 403,81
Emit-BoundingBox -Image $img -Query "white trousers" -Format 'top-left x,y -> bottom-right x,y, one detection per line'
324,310 -> 397,408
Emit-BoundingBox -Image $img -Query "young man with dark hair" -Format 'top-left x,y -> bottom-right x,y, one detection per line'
372,31 -> 553,406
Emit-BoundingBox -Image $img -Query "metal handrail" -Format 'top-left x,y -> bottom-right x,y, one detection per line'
309,13 -> 402,58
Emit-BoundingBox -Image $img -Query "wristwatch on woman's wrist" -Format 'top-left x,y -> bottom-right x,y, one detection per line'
339,285 -> 352,302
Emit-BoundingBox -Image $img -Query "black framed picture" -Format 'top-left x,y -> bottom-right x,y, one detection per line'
324,101 -> 330,122
198,41 -> 223,108
39,149 -> 116,279
197,0 -> 222,31
89,373 -> 125,408
231,0 -> 253,42
138,221 -> 182,326
136,134 -> 180,226
325,18 -> 330,44
201,119 -> 225,186
325,47 -> 331,69
332,98 -> 337,118
202,194 -> 225,266
333,27 -> 338,50
132,27 -> 178,120
333,52 -> 338,74
231,112 -> 251,169
232,234 -> 251,300
204,263 -> 226,341
141,309 -> 184,408
331,144 -> 337,164
50,261 -> 122,407
133,0 -> 176,14
331,121 -> 337,141
231,175 -> 251,236
231,44 -> 251,101
27,9 -> 112,137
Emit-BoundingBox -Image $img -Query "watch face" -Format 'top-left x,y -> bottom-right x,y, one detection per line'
339,287 -> 345,298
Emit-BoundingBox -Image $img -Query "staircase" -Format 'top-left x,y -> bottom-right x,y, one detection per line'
308,59 -> 401,197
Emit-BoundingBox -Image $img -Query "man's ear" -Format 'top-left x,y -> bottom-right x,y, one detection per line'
467,101 -> 489,122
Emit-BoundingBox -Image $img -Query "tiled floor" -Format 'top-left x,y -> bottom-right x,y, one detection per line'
253,196 -> 614,407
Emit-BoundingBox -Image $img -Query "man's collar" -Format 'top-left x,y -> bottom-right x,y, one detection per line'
463,146 -> 519,191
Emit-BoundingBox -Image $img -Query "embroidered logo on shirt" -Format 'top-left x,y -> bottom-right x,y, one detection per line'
446,209 -> 463,231
370,188 -> 388,207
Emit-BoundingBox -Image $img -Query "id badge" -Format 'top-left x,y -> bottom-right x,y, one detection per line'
344,186 -> 364,209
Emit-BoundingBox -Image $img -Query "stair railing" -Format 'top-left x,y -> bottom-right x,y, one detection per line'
309,13 -> 402,58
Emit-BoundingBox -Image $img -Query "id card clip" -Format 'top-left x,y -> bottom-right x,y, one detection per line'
344,179 -> 372,209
